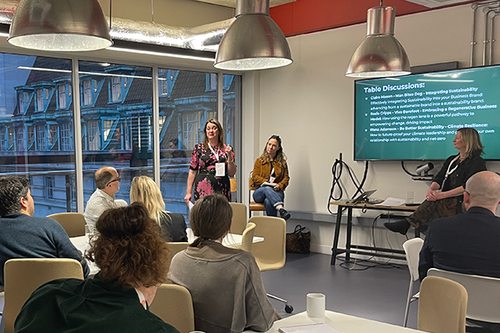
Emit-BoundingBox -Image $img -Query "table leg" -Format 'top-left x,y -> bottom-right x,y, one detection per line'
330,205 -> 344,265
345,208 -> 353,263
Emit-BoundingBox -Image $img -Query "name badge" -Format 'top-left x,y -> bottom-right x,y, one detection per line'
216,162 -> 225,177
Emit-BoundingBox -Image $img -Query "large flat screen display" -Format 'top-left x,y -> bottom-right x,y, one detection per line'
354,65 -> 500,160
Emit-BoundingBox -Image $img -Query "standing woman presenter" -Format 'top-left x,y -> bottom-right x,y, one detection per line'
250,135 -> 291,220
184,119 -> 236,205
385,127 -> 486,235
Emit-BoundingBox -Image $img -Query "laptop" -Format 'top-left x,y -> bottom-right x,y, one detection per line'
348,189 -> 377,204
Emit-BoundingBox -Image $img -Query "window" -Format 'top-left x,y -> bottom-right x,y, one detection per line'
36,89 -> 44,112
58,85 -> 66,109
45,176 -> 55,199
36,124 -> 46,150
207,73 -> 217,90
27,125 -> 35,149
182,112 -> 200,151
60,122 -> 72,151
0,126 -> 5,151
7,126 -> 14,149
48,124 -> 58,150
111,76 -> 121,102
87,120 -> 100,150
15,127 -> 24,151
83,80 -> 92,105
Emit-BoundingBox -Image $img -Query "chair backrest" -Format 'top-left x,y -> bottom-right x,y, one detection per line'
418,276 -> 468,333
229,202 -> 248,234
149,284 -> 195,333
166,242 -> 190,271
240,222 -> 256,253
403,238 -> 424,283
3,258 -> 84,333
47,212 -> 86,237
249,216 -> 286,272
428,268 -> 500,323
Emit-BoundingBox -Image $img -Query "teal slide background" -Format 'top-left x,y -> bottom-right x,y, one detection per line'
354,65 -> 500,160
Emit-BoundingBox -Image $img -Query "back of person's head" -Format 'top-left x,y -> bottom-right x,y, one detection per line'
190,193 -> 232,246
0,176 -> 30,217
94,167 -> 115,189
458,127 -> 484,158
465,171 -> 500,208
130,176 -> 166,223
86,203 -> 170,288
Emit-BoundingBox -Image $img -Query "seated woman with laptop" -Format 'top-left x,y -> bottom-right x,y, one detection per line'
168,193 -> 281,332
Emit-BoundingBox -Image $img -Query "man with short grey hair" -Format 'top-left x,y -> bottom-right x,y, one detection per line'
419,170 -> 500,281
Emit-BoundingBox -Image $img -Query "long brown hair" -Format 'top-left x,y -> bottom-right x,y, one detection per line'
86,203 -> 170,288
259,135 -> 287,167
202,118 -> 225,150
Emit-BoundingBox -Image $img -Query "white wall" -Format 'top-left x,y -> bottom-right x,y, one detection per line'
242,4 -> 500,254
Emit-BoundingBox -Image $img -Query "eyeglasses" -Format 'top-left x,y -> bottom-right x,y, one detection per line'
107,177 -> 121,186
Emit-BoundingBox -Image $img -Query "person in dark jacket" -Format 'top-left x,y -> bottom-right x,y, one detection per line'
385,128 -> 486,234
0,176 -> 89,286
15,203 -> 179,333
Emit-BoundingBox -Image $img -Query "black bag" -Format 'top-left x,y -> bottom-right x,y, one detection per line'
286,225 -> 311,254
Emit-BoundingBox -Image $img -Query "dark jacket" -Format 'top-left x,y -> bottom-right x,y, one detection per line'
419,206 -> 500,281
15,274 -> 179,333
159,212 -> 188,242
0,213 -> 89,285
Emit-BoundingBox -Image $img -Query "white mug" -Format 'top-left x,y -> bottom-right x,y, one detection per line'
306,293 -> 325,318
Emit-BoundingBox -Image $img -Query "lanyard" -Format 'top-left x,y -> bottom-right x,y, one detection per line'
209,144 -> 219,162
443,155 -> 460,187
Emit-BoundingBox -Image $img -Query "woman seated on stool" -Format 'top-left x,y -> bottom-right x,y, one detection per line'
168,194 -> 281,333
130,176 -> 187,242
250,135 -> 291,220
15,203 -> 179,333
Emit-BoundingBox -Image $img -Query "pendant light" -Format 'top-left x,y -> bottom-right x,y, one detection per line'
346,2 -> 410,78
8,0 -> 112,52
214,0 -> 292,71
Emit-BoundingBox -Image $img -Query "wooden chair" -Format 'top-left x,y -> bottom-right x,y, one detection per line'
249,216 -> 293,313
402,237 -> 424,327
418,275 -> 468,333
249,172 -> 266,217
238,222 -> 256,252
229,202 -> 247,235
3,258 -> 84,333
149,284 -> 195,333
428,268 -> 500,325
47,212 -> 86,237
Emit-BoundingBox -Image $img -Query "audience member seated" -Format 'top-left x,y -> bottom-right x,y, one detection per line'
130,176 -> 187,242
419,171 -> 500,280
168,194 -> 280,333
0,176 -> 89,286
14,203 -> 179,333
84,166 -> 124,231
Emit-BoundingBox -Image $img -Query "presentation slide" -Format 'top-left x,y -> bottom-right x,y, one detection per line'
354,65 -> 500,160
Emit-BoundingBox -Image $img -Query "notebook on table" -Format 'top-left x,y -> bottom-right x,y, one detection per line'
278,323 -> 340,333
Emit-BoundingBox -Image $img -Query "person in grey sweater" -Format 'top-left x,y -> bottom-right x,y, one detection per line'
0,176 -> 89,285
168,194 -> 280,333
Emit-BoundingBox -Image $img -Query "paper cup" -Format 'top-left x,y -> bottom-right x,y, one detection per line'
306,293 -> 325,318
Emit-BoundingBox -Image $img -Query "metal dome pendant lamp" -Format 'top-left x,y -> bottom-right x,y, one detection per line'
214,0 -> 292,71
346,1 -> 410,78
8,0 -> 113,52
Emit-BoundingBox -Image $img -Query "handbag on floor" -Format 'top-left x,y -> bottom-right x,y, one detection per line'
286,225 -> 311,254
